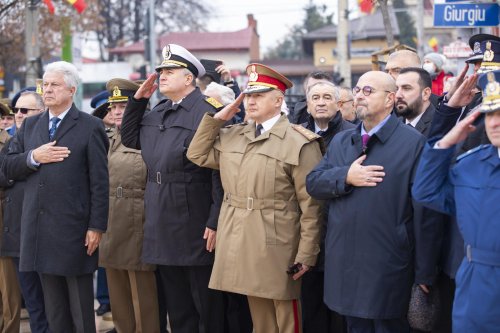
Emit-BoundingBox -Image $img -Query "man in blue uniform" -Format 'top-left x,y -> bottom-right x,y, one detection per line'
412,69 -> 500,333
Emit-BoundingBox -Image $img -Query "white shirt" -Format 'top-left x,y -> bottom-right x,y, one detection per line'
405,112 -> 424,128
314,122 -> 328,133
256,113 -> 281,134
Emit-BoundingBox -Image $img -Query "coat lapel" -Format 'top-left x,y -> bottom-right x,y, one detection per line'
415,104 -> 435,137
53,105 -> 79,142
36,110 -> 51,143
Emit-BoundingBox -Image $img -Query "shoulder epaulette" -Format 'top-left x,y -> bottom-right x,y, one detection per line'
290,124 -> 320,141
224,121 -> 248,128
205,97 -> 224,110
456,144 -> 489,162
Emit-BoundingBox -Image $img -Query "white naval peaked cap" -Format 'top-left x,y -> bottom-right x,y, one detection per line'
155,44 -> 206,78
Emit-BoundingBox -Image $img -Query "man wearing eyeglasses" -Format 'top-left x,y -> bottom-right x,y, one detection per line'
0,90 -> 50,333
307,71 -> 428,333
338,87 -> 358,124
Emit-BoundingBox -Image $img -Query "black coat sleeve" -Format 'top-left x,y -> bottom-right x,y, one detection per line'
0,140 -> 14,188
2,121 -> 37,181
120,97 -> 149,150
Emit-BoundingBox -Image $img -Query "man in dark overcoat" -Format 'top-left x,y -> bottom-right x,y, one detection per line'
306,71 -> 428,333
120,44 -> 225,333
2,61 -> 109,333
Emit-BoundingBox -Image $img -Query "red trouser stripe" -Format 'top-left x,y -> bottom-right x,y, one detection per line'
292,299 -> 300,333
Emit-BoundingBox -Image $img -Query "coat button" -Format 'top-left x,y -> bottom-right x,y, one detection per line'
39,210 -> 44,215
5,197 -> 10,203
39,182 -> 44,188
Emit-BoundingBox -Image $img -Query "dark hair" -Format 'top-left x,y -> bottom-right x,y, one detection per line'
304,71 -> 333,83
399,67 -> 432,90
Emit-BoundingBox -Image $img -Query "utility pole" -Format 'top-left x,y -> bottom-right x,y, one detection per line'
25,0 -> 41,86
416,0 -> 424,59
148,0 -> 158,106
379,0 -> 395,47
337,0 -> 351,87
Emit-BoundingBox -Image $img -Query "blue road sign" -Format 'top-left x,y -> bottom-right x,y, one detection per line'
434,3 -> 499,27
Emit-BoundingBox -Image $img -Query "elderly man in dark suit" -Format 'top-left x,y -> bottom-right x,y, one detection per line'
307,71 -> 429,333
2,61 -> 109,333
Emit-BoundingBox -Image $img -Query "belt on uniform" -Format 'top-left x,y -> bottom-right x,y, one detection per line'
223,193 -> 299,212
147,171 -> 210,185
466,244 -> 500,267
110,186 -> 145,198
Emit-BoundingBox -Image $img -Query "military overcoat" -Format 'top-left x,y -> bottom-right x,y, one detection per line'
187,113 -> 323,300
99,130 -> 154,271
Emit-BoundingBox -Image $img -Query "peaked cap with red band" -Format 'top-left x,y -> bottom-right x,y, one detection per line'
243,63 -> 293,94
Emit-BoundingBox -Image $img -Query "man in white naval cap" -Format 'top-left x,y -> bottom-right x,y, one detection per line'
120,44 -> 226,333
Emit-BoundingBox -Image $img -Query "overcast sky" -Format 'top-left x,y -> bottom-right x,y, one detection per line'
206,0 -> 361,55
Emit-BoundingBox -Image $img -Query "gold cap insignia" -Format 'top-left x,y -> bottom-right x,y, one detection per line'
483,41 -> 494,62
485,72 -> 499,98
248,65 -> 258,82
36,79 -> 43,95
113,86 -> 122,97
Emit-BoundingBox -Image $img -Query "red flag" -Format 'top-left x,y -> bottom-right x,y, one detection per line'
43,0 -> 55,14
66,0 -> 87,14
358,0 -> 375,14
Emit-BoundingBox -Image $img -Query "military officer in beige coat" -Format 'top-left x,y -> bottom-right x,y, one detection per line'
98,79 -> 159,333
187,63 -> 323,333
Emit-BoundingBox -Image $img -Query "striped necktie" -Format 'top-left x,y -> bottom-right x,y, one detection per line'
49,117 -> 61,141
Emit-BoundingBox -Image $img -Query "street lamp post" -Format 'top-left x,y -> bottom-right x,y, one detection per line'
25,0 -> 41,86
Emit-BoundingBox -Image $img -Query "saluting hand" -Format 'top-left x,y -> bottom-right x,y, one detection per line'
204,227 -> 216,252
214,93 -> 244,121
437,109 -> 481,149
85,230 -> 102,256
215,64 -> 231,82
446,64 -> 469,100
32,141 -> 70,164
134,73 -> 158,99
346,155 -> 385,187
447,73 -> 478,108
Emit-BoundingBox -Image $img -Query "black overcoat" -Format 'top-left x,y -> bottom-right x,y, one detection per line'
2,105 -> 109,276
120,87 -> 220,266
306,113 -> 427,318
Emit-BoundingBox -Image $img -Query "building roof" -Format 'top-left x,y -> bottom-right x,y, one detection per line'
110,27 -> 255,55
303,8 -> 400,42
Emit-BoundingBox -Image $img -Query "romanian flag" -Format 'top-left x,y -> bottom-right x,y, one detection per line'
66,0 -> 87,14
428,37 -> 439,51
43,0 -> 55,14
358,0 -> 375,14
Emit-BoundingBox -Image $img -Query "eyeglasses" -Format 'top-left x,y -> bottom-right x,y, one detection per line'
338,99 -> 353,105
353,86 -> 392,96
14,107 -> 39,114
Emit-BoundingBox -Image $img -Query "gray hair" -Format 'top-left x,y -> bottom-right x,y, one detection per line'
182,68 -> 197,87
44,61 -> 80,90
306,81 -> 339,100
204,82 -> 235,106
339,86 -> 354,99
20,91 -> 45,109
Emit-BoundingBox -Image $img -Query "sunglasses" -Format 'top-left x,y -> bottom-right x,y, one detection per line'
14,107 -> 39,114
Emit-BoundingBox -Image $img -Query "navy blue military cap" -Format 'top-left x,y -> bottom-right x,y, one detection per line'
11,86 -> 36,110
478,70 -> 499,113
478,40 -> 500,74
91,90 -> 110,120
467,34 -> 500,64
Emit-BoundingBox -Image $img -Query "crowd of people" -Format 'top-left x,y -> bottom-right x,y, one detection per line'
0,32 -> 498,333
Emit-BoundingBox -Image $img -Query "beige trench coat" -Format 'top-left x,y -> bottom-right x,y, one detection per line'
99,130 -> 154,271
187,113 -> 323,300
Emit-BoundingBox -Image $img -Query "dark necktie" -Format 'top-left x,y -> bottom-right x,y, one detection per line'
362,133 -> 370,151
255,124 -> 264,137
49,117 -> 61,141
317,130 -> 326,136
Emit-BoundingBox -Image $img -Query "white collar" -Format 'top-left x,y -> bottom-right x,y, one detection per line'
405,111 -> 424,128
256,113 -> 281,134
49,107 -> 71,122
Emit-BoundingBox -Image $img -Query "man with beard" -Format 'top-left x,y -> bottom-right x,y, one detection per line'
396,68 -> 448,332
